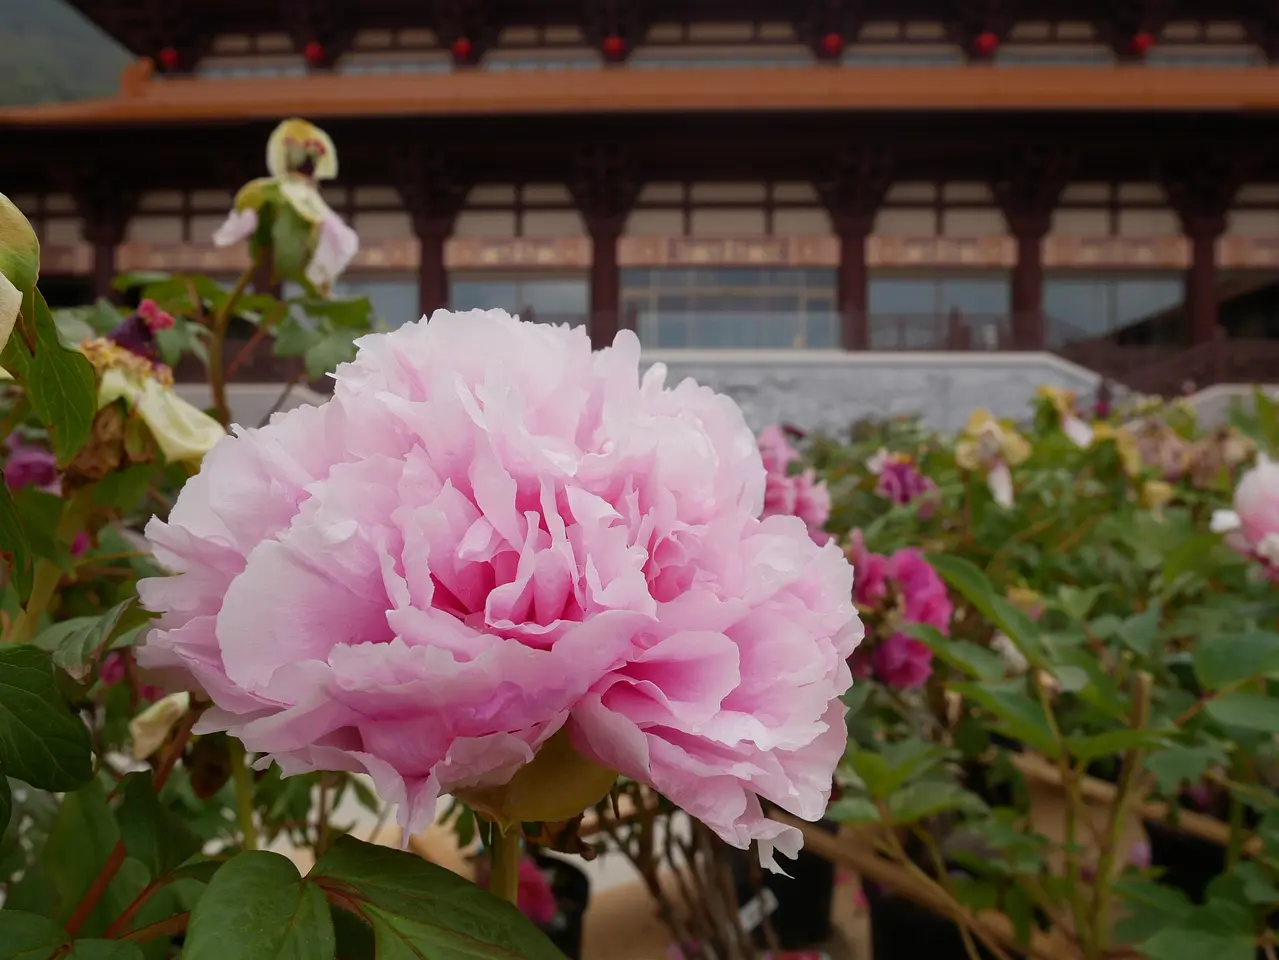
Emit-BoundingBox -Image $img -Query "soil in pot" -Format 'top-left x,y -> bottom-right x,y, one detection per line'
863,880 -> 1022,960
728,819 -> 838,949
531,852 -> 591,960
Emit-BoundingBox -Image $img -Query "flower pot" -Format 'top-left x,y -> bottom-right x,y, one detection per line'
729,819 -> 838,949
532,852 -> 591,960
863,879 -> 1022,960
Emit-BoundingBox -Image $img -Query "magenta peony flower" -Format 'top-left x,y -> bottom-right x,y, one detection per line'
758,425 -> 831,543
871,633 -> 933,689
4,437 -> 58,491
846,536 -> 951,690
873,456 -> 937,514
472,855 -> 559,927
99,651 -> 164,702
137,310 -> 861,870
1213,454 -> 1279,576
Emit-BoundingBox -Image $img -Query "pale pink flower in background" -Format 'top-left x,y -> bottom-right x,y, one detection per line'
306,214 -> 360,292
1213,454 -> 1279,575
758,424 -> 832,543
138,310 -> 861,871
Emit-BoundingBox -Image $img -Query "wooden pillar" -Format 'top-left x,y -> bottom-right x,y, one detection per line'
587,221 -> 622,347
993,146 -> 1074,351
1162,153 -> 1241,347
1010,225 -> 1047,350
417,228 -> 450,318
394,147 -> 469,321
817,146 -> 893,351
835,228 -> 870,350
1185,229 -> 1221,346
76,182 -> 136,302
570,145 -> 641,350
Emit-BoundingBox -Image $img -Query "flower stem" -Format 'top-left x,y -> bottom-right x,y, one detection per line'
489,826 -> 521,906
207,253 -> 264,429
1091,671 -> 1152,958
8,488 -> 93,644
229,738 -> 258,851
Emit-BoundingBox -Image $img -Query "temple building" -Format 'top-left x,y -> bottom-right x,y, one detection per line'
2,0 -> 1279,398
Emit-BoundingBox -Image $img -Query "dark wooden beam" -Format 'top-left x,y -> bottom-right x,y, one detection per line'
815,145 -> 894,350
993,143 -> 1076,350
568,144 -> 643,349
393,144 -> 472,318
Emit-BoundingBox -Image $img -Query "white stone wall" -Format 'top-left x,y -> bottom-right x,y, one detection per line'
197,351 -> 1102,437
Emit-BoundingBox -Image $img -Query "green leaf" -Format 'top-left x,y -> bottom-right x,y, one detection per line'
827,796 -> 880,823
886,781 -> 986,824
0,909 -> 68,960
0,478 -> 32,597
1113,878 -> 1194,944
1205,692 -> 1279,734
0,767 -> 10,835
67,943 -> 144,960
297,297 -> 373,330
1055,584 -> 1107,621
271,206 -> 313,284
1116,607 -> 1162,660
0,644 -> 93,790
43,780 -> 121,923
116,772 -> 202,879
1144,744 -> 1230,793
845,750 -> 892,798
1194,631 -> 1279,691
182,851 -> 335,960
33,600 -> 134,677
1064,729 -> 1173,765
304,330 -> 358,380
2,290 -> 97,462
926,555 -> 1046,666
309,836 -> 562,960
1139,926 -> 1254,960
952,681 -> 1059,757
903,623 -> 1005,681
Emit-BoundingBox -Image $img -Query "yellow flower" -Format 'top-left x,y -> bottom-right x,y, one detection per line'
1093,423 -> 1141,477
955,410 -> 1031,507
1035,385 -> 1094,448
1140,480 -> 1174,512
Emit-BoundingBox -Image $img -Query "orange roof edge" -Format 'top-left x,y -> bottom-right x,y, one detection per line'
2,61 -> 1278,125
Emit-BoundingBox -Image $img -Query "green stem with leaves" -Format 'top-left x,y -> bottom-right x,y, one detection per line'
1090,672 -> 1152,960
206,251 -> 265,429
229,738 -> 258,851
8,487 -> 93,643
488,826 -> 521,906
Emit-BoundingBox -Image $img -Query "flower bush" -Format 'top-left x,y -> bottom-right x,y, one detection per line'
789,385 -> 1279,960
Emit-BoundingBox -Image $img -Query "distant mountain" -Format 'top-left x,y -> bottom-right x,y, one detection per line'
0,0 -> 129,107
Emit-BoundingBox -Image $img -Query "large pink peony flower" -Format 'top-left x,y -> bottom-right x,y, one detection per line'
1213,454 -> 1279,576
138,310 -> 861,870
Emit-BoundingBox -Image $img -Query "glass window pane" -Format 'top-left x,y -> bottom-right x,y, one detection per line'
938,277 -> 1009,316
333,278 -> 419,329
1115,278 -> 1183,328
868,278 -> 937,314
1045,278 -> 1110,343
450,281 -> 519,312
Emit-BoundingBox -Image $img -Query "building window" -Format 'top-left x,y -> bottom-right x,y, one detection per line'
621,268 -> 837,349
450,275 -> 589,326
333,277 -> 420,329
868,273 -> 1010,349
1044,274 -> 1184,345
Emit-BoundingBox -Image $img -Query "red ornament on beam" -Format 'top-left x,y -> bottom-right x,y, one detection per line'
972,31 -> 1000,57
158,46 -> 181,71
821,32 -> 846,58
602,33 -> 627,60
303,41 -> 326,67
450,36 -> 474,63
1130,31 -> 1156,56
